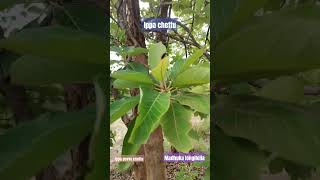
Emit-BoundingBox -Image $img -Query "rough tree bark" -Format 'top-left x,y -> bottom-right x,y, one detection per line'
116,0 -> 167,179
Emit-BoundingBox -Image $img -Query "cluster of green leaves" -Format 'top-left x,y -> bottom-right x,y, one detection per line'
110,42 -> 209,171
214,0 -> 320,179
0,2 -> 106,180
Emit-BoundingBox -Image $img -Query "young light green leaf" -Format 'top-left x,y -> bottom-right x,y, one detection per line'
173,65 -> 209,87
118,119 -> 141,171
174,93 -> 210,114
215,95 -> 320,167
129,88 -> 170,144
151,56 -> 169,82
0,26 -> 104,65
182,48 -> 205,71
169,49 -> 205,80
0,106 -> 95,180
161,103 -> 193,152
148,42 -> 166,69
111,70 -> 153,84
214,6 -> 320,83
110,96 -> 140,124
10,55 -> 104,86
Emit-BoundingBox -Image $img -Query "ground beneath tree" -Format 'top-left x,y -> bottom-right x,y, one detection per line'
110,162 -> 206,180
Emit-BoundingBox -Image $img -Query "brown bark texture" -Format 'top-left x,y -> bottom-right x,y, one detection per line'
116,0 -> 169,179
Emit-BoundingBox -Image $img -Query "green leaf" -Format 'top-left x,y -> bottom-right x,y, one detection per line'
182,48 -> 205,71
125,47 -> 148,56
161,103 -> 193,152
86,76 -> 107,180
215,95 -> 320,166
174,93 -> 209,114
213,0 -> 268,43
214,6 -> 320,83
10,55 -> 104,86
126,62 -> 148,73
213,128 -> 266,180
0,26 -> 104,65
169,49 -> 205,80
111,70 -> 153,84
54,3 -> 105,36
195,0 -> 205,12
173,65 -> 209,87
129,88 -> 170,144
151,56 -> 169,82
0,106 -> 95,180
148,42 -> 166,69
256,76 -> 304,103
110,96 -> 140,124
169,58 -> 184,80
118,119 -> 141,171
113,79 -> 143,89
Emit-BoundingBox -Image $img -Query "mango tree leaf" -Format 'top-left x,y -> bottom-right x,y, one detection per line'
110,96 -> 140,124
213,0 -> 268,43
182,48 -> 205,71
173,65 -> 210,87
113,79 -> 145,89
174,93 -> 209,114
129,88 -> 170,144
111,70 -> 154,84
161,102 -> 193,152
0,106 -> 95,180
10,55 -> 104,86
0,26 -> 104,65
118,119 -> 141,171
256,76 -> 304,103
214,6 -> 320,83
151,56 -> 169,82
148,42 -> 166,69
169,49 -> 205,80
169,58 -> 184,80
126,62 -> 148,73
213,128 -> 266,180
215,95 -> 320,166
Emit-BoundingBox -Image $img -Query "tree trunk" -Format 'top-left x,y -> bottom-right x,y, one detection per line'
116,0 -> 167,179
35,84 -> 94,180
